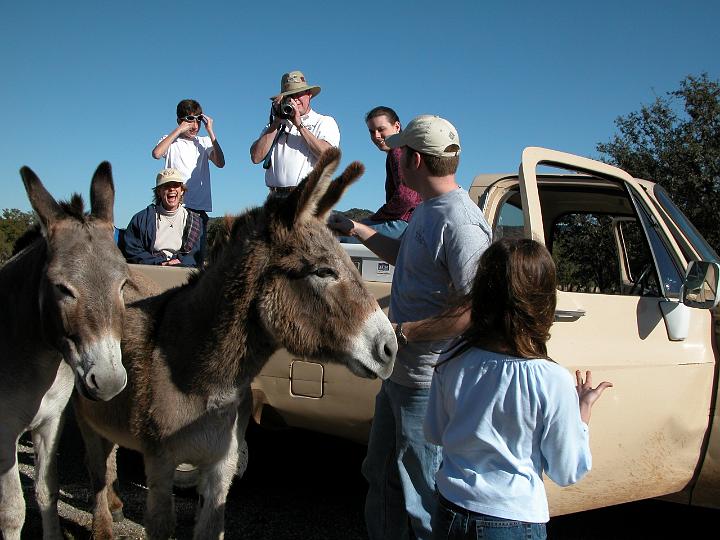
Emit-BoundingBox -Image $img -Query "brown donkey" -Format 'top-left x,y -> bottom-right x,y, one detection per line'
0,163 -> 129,540
73,149 -> 397,539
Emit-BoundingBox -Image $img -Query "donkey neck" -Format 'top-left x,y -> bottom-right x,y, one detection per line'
138,233 -> 276,394
0,240 -> 48,343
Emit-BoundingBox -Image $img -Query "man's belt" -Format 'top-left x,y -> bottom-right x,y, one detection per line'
268,186 -> 296,193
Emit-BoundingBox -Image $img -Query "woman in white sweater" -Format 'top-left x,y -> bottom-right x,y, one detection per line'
424,238 -> 612,540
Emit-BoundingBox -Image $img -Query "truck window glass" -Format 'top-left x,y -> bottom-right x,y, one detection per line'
494,194 -> 524,240
489,178 -> 683,297
628,188 -> 684,297
550,213 -> 660,296
652,185 -> 720,264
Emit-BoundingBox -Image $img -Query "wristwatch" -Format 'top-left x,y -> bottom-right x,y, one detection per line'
395,323 -> 408,347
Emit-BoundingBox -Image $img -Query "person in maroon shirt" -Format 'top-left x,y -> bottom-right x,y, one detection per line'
341,107 -> 422,243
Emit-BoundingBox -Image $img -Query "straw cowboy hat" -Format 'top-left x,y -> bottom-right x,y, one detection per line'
272,70 -> 321,99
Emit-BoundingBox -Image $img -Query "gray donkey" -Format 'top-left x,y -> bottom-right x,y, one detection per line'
0,163 -> 129,539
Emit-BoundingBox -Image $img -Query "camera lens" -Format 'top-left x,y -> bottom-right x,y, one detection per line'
279,101 -> 295,119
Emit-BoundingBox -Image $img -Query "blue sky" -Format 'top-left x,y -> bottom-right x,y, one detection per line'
2,1 -> 718,227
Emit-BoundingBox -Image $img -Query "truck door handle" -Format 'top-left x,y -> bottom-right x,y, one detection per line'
555,309 -> 586,321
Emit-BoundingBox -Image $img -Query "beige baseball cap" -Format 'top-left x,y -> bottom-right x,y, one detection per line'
155,168 -> 186,188
272,70 -> 321,99
385,115 -> 461,157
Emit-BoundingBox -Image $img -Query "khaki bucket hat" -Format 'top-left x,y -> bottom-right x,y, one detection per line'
385,115 -> 461,158
273,70 -> 321,99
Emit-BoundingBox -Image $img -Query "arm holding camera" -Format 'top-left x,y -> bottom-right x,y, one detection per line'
152,121 -> 195,159
290,104 -> 332,159
203,114 -> 225,168
250,101 -> 284,164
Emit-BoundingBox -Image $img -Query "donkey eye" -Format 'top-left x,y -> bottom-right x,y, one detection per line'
314,267 -> 337,279
54,283 -> 76,299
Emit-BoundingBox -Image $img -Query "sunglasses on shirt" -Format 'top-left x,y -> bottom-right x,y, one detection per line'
179,114 -> 203,123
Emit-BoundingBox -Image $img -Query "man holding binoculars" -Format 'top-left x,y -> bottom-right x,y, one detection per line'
250,70 -> 340,196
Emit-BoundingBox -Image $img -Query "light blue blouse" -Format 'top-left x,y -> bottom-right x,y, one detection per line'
424,347 -> 591,523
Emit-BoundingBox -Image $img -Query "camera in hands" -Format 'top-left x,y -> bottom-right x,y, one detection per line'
273,98 -> 295,120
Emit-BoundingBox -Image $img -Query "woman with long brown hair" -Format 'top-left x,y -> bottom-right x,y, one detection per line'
424,238 -> 612,539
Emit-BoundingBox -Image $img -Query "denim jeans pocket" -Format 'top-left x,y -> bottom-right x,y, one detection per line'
474,517 -> 546,540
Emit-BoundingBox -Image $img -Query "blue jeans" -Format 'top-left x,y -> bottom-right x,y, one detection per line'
432,495 -> 546,540
340,218 -> 408,243
363,380 -> 441,540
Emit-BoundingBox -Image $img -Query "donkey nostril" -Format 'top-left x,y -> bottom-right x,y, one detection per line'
383,338 -> 398,362
90,373 -> 99,390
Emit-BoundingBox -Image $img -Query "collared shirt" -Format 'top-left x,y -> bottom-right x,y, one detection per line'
424,348 -> 592,523
262,108 -> 340,188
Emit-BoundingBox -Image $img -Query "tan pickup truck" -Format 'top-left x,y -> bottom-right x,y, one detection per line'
132,147 -> 720,515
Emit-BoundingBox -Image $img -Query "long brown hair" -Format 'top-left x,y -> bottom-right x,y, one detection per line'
443,238 -> 557,361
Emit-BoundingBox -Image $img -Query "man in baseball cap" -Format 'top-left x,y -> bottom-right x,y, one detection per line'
384,114 -> 461,157
328,114 -> 491,540
250,70 -> 340,197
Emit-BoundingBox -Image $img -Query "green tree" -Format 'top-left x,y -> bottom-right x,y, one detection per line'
596,73 -> 720,253
0,208 -> 36,264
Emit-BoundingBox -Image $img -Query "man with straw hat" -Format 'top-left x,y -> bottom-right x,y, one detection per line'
250,70 -> 340,196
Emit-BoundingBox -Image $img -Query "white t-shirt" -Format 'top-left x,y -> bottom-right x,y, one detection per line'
159,135 -> 215,212
262,108 -> 340,188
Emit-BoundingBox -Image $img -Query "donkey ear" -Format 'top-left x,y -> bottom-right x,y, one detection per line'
291,147 -> 341,224
89,161 -> 115,223
20,166 -> 65,234
313,161 -> 365,220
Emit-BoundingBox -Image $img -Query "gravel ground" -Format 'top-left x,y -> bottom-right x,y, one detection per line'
18,410 -> 368,539
17,410 -> 720,539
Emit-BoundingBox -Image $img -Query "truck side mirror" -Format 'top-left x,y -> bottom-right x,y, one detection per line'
682,261 -> 720,309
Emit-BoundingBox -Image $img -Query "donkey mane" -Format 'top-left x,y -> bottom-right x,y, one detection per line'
11,225 -> 42,257
59,194 -> 87,220
199,208 -> 266,273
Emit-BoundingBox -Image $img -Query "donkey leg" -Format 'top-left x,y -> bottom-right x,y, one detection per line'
75,416 -> 116,540
0,441 -> 25,540
31,414 -> 66,540
193,435 -> 239,539
107,473 -> 125,523
143,455 -> 176,540
96,443 -> 124,523
234,391 -> 252,479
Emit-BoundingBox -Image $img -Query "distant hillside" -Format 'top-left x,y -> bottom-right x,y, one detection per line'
339,208 -> 373,221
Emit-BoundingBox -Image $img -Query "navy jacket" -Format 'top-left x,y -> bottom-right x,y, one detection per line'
122,205 -> 203,267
